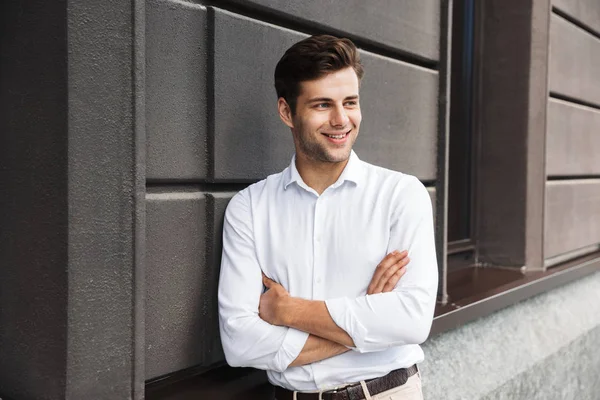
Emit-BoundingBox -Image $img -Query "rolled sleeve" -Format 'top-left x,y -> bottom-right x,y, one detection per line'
325,297 -> 369,352
272,328 -> 310,371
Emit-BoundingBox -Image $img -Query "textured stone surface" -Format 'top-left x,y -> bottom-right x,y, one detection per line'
146,191 -> 229,379
355,54 -> 438,179
1,0 -> 143,398
65,0 -> 142,398
482,325 -> 600,400
212,9 -> 300,180
227,0 -> 440,61
553,0 -> 600,34
212,9 -> 438,181
549,13 -> 600,106
545,180 -> 600,258
421,270 -> 600,400
146,0 -> 208,180
546,98 -> 600,176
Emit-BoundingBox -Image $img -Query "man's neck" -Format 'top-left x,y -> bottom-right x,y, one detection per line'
295,153 -> 349,195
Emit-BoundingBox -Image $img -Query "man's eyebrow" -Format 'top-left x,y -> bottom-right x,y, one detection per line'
306,95 -> 359,103
307,97 -> 334,103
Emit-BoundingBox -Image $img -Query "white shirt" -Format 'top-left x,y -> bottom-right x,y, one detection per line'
218,151 -> 438,391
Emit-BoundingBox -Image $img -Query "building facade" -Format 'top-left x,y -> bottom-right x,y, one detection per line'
1,0 -> 599,399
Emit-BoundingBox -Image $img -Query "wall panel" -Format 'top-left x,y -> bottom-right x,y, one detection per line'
545,180 -> 600,258
227,0 -> 440,61
546,98 -> 600,176
146,0 -> 208,180
212,9 -> 301,180
146,191 -> 224,379
212,9 -> 438,181
553,0 -> 600,34
549,13 -> 600,106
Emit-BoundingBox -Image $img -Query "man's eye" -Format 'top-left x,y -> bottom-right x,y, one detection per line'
345,101 -> 358,107
316,103 -> 330,109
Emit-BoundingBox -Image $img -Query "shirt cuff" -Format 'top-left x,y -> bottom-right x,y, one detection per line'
325,297 -> 369,352
272,327 -> 310,372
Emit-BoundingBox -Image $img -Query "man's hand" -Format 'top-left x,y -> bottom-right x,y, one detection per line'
367,250 -> 410,295
259,274 -> 290,326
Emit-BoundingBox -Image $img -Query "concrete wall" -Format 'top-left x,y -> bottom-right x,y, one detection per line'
0,1 -> 144,399
422,270 -> 600,400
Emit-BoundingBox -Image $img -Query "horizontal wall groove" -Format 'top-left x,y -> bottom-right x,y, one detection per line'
552,7 -> 600,41
195,0 -> 439,71
549,92 -> 600,111
146,181 -> 252,193
547,175 -> 600,181
147,180 -> 437,191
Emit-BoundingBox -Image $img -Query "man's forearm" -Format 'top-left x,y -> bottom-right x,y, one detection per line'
289,334 -> 349,367
282,297 -> 355,348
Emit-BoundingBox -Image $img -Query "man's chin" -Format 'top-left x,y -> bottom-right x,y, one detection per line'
322,149 -> 352,164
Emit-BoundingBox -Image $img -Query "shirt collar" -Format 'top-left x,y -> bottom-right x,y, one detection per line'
283,150 -> 365,190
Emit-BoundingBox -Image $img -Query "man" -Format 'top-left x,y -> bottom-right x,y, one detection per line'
218,35 -> 438,400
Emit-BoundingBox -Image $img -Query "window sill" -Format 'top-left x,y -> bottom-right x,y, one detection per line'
431,251 -> 600,336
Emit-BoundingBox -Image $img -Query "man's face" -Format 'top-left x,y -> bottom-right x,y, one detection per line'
283,67 -> 362,164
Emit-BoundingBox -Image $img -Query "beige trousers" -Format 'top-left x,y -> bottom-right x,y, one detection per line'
284,372 -> 424,400
366,373 -> 423,400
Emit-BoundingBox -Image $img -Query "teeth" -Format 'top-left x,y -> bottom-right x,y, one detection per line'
327,134 -> 345,139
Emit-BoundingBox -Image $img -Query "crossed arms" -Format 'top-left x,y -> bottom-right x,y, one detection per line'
217,181 -> 438,373
259,251 -> 410,367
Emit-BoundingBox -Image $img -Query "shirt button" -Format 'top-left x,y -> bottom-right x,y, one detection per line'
316,277 -> 322,284
316,236 -> 321,242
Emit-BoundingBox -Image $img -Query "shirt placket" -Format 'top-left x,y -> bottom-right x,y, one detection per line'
311,192 -> 325,390
312,194 -> 326,300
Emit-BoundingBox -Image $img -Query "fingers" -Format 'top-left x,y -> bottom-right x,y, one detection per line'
262,273 -> 274,288
367,250 -> 410,295
367,250 -> 407,293
368,251 -> 404,292
382,264 -> 408,292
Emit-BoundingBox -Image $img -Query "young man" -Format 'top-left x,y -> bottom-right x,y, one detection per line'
218,35 -> 438,400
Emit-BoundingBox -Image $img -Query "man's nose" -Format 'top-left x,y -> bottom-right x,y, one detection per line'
330,106 -> 350,127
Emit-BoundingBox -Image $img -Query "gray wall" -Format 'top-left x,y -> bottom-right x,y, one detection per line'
0,1 -> 144,399
145,0 -> 441,380
0,1 -> 69,398
546,1 -> 600,260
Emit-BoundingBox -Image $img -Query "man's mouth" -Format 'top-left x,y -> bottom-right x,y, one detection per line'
321,129 -> 351,141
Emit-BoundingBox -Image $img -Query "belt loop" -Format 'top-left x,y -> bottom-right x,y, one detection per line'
293,391 -> 298,400
360,381 -> 373,400
318,390 -> 323,400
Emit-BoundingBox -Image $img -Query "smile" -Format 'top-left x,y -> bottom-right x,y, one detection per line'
321,129 -> 351,140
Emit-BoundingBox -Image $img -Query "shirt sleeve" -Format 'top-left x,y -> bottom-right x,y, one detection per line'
325,177 -> 438,353
218,190 -> 309,372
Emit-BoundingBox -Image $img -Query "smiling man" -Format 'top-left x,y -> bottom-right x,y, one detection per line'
218,35 -> 438,400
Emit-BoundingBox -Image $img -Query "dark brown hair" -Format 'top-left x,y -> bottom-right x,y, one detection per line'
274,35 -> 364,114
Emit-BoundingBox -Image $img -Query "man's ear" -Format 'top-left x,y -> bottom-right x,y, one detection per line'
277,98 -> 294,129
